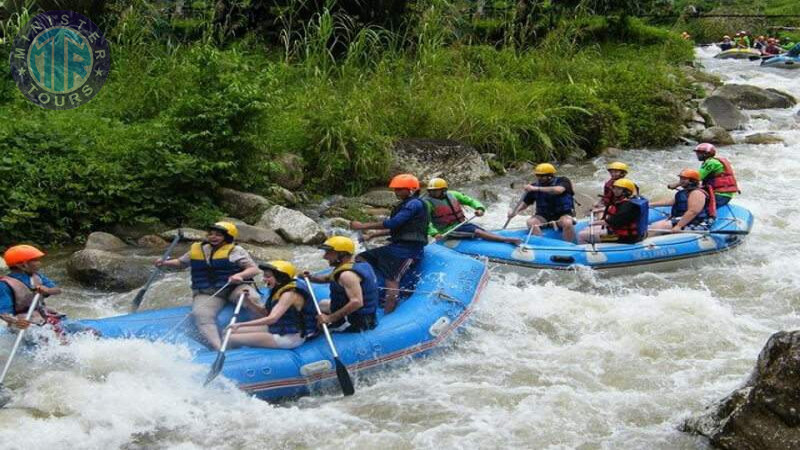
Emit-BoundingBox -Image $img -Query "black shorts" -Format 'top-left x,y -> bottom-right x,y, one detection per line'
357,247 -> 418,282
331,313 -> 377,333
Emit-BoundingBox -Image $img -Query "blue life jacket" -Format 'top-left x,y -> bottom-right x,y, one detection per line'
189,242 -> 241,290
389,196 -> 429,245
534,176 -> 575,218
671,187 -> 709,224
330,262 -> 380,321
630,196 -> 650,240
267,279 -> 318,337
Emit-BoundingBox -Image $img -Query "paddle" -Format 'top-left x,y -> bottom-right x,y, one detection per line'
517,220 -> 559,249
0,293 -> 43,408
305,275 -> 354,396
158,282 -> 233,344
503,193 -> 527,229
378,286 -> 459,303
203,290 -> 247,386
437,214 -> 477,240
132,230 -> 183,312
647,228 -> 749,236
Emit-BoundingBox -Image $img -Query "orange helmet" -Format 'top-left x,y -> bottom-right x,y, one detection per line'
679,169 -> 701,182
388,173 -> 420,190
3,245 -> 45,267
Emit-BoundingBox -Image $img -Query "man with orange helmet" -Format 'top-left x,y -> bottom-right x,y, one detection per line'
351,173 -> 430,313
651,169 -> 714,232
0,245 -> 62,330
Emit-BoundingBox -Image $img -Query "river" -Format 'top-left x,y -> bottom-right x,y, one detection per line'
0,47 -> 798,449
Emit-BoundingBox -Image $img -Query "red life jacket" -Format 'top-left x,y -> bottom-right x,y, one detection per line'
604,198 -> 639,239
705,157 -> 739,194
600,179 -> 615,206
426,192 -> 466,229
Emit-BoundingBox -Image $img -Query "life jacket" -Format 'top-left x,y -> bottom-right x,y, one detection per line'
534,176 -> 575,218
424,192 -> 466,229
703,157 -> 739,194
600,179 -> 615,206
720,42 -> 733,51
604,196 -> 649,242
267,279 -> 318,337
389,196 -> 429,245
671,186 -> 710,224
0,273 -> 43,314
329,262 -> 380,328
189,242 -> 242,290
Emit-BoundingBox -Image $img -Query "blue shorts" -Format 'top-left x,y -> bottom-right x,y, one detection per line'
357,246 -> 419,282
446,223 -> 485,239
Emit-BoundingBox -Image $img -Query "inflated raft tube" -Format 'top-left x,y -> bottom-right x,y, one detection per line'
760,55 -> 800,69
714,48 -> 762,59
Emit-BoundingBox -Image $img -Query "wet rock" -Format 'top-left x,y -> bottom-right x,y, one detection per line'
265,185 -> 298,206
358,189 -> 397,208
691,112 -> 706,125
218,188 -> 271,224
364,207 -> 391,218
220,217 -> 285,246
479,189 -> 499,203
256,205 -> 326,245
327,217 -> 351,229
322,198 -> 375,221
67,249 -> 152,291
686,122 -> 707,139
700,126 -> 735,146
273,153 -> 305,190
161,228 -> 206,242
110,221 -> 168,240
682,330 -> 800,449
391,139 -> 493,185
238,243 -> 293,264
565,147 -> 588,164
701,96 -> 747,131
85,232 -> 128,251
713,84 -> 797,110
137,235 -> 168,249
744,133 -> 785,145
599,147 -> 624,158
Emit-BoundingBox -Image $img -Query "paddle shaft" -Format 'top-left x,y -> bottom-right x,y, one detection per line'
305,276 -> 339,358
0,293 -> 43,386
219,292 -> 247,354
503,196 -> 526,229
132,231 -> 183,311
438,214 -> 477,239
647,228 -> 748,236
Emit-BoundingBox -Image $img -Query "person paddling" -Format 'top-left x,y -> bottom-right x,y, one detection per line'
508,163 -> 576,243
423,178 -> 521,245
155,222 -> 261,350
350,174 -> 429,314
307,236 -> 380,333
579,179 -> 649,244
651,169 -> 715,232
0,245 -> 64,333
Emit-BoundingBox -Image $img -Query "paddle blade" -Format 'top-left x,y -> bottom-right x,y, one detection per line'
204,352 -> 226,386
0,384 -> 11,408
334,357 -> 354,396
131,289 -> 146,312
713,229 -> 750,235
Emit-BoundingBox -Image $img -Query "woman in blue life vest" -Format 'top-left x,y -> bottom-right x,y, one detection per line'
508,163 -> 577,242
306,236 -> 380,333
579,179 -> 649,244
227,261 -> 318,349
350,174 -> 429,314
155,222 -> 261,350
651,169 -> 715,232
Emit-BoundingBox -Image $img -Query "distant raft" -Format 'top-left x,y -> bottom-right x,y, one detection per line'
761,55 -> 800,69
436,204 -> 753,275
715,48 -> 762,59
78,244 -> 489,401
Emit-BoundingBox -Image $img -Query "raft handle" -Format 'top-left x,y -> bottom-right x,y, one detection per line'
551,255 -> 575,264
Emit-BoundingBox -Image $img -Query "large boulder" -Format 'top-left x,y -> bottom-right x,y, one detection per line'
701,96 -> 747,131
273,153 -> 305,190
744,133 -> 785,145
84,231 -> 128,251
137,235 -> 169,249
713,84 -> 796,110
220,218 -> 285,246
391,139 -> 493,185
67,249 -> 152,291
699,126 -> 735,146
358,189 -> 397,208
238,243 -> 293,264
217,188 -> 271,224
256,205 -> 326,245
682,330 -> 800,449
160,228 -> 206,242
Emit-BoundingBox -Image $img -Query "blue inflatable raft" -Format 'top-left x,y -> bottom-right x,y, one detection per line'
76,245 -> 488,401
761,54 -> 800,69
437,204 -> 753,274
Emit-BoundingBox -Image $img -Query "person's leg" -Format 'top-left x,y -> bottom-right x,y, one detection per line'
578,225 -> 606,244
192,294 -> 227,350
474,229 -> 522,244
525,215 -> 547,236
558,215 -> 576,242
649,219 -> 672,231
383,257 -> 415,314
228,330 -> 283,349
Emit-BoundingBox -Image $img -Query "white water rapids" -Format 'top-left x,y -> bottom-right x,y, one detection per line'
0,47 -> 798,449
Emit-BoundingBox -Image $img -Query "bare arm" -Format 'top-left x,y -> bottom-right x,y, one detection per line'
673,190 -> 705,229
321,272 -> 364,325
234,291 -> 301,328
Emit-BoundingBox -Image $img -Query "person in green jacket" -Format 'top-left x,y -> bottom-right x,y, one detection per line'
423,178 -> 522,245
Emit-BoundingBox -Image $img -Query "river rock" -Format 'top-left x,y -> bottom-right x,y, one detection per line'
322,198 -> 375,221
67,249 -> 152,291
265,185 -> 298,206
700,126 -> 735,146
220,217 -> 285,246
358,189 -> 397,208
137,235 -> 168,249
327,217 -> 351,229
599,147 -> 624,157
744,132 -> 785,145
713,84 -> 797,110
391,139 -> 493,185
256,205 -> 326,245
217,188 -> 271,224
161,228 -> 206,242
238,243 -> 293,264
682,330 -> 800,449
85,232 -> 128,251
273,153 -> 305,190
701,96 -> 747,130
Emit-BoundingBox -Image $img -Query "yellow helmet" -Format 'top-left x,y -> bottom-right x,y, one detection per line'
318,236 -> 356,255
209,221 -> 238,241
534,163 -> 556,175
607,162 -> 629,172
612,178 -> 636,193
427,178 -> 448,190
261,260 -> 296,279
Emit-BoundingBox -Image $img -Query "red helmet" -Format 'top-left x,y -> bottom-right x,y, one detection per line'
3,245 -> 45,267
694,143 -> 716,156
679,169 -> 701,182
388,173 -> 420,190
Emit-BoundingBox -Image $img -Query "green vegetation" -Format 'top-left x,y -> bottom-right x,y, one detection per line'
670,0 -> 800,43
0,1 -> 695,246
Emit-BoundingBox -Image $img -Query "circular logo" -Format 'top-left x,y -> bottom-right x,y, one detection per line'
9,10 -> 110,110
